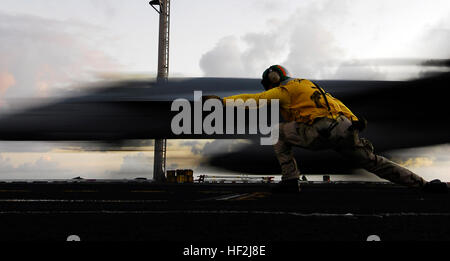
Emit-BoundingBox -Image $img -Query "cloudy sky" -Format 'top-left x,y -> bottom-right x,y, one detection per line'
0,0 -> 449,181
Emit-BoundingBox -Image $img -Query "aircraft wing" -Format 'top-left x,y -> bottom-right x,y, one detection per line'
0,73 -> 448,150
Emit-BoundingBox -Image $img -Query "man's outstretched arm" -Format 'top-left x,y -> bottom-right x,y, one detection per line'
222,87 -> 290,107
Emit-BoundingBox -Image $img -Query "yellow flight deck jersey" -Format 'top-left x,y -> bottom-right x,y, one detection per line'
223,78 -> 358,125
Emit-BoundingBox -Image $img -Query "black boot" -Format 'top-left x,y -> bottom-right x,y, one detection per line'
272,178 -> 300,193
423,179 -> 448,193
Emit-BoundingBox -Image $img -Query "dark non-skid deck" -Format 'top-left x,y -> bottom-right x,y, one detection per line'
0,180 -> 449,241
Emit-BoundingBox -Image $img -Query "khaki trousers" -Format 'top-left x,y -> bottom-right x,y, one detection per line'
274,117 -> 426,187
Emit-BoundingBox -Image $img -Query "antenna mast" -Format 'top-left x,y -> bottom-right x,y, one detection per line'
150,0 -> 170,182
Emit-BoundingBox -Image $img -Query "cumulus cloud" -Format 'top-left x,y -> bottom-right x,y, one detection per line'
387,144 -> 450,181
174,139 -> 253,174
179,140 -> 204,155
0,9 -> 144,156
107,152 -> 153,178
0,11 -> 121,102
414,16 -> 450,59
178,139 -> 251,156
200,0 -> 450,80
199,32 -> 288,78
413,17 -> 450,77
199,36 -> 246,77
159,139 -> 253,174
0,71 -> 15,95
0,71 -> 15,108
0,153 -> 72,179
198,0 -> 364,79
89,0 -> 117,19
282,1 -> 347,79
395,157 -> 434,168
0,141 -> 60,153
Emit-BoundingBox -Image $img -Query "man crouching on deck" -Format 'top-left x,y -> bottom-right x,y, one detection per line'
204,65 -> 446,192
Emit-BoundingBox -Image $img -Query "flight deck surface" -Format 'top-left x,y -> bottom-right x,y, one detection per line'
0,180 -> 449,241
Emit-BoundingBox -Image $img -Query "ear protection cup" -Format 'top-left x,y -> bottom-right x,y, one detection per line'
267,71 -> 281,84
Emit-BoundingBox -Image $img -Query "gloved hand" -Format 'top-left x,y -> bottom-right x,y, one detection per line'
351,116 -> 367,131
202,95 -> 223,105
